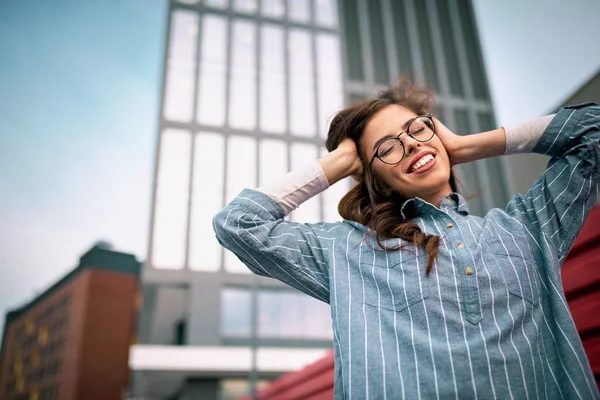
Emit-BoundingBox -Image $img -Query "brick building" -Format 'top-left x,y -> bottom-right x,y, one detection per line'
0,245 -> 141,400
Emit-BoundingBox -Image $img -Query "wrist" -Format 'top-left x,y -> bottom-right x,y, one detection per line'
452,128 -> 506,164
318,148 -> 358,185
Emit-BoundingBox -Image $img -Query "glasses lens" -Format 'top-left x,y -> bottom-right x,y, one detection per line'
409,116 -> 435,142
378,139 -> 404,164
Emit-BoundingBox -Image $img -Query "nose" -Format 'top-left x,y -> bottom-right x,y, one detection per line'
403,135 -> 422,156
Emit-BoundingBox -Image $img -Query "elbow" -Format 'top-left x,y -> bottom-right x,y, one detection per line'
212,207 -> 235,245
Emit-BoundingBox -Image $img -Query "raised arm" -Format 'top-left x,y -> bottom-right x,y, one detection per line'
213,140 -> 360,303
504,103 -> 600,266
439,103 -> 600,267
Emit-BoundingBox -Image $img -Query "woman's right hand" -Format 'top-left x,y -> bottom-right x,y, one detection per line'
318,138 -> 363,185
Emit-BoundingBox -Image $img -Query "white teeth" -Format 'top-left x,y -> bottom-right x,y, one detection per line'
411,154 -> 434,172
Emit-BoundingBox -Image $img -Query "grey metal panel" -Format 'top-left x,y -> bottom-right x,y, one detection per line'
379,0 -> 399,82
403,0 -> 425,87
187,281 -> 222,345
425,0 -> 450,97
356,0 -> 375,87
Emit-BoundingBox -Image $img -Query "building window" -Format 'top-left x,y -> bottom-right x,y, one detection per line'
315,0 -> 338,27
189,132 -> 225,272
259,24 -> 286,134
288,0 -> 309,23
316,33 -> 343,138
258,290 -> 332,339
221,289 -> 252,336
261,0 -> 285,18
288,28 -> 316,137
197,15 -> 228,126
164,10 -> 198,122
229,19 -> 257,129
152,129 -> 192,269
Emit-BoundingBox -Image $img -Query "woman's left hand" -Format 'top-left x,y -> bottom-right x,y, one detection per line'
433,118 -> 469,166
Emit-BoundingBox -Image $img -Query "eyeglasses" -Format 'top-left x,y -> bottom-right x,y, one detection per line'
368,114 -> 436,166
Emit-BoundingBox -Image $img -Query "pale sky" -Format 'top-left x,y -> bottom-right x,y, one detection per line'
1,0 -> 599,331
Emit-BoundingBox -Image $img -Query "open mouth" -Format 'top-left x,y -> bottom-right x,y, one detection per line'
408,152 -> 436,173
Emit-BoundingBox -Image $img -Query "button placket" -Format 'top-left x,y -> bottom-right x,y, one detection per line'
453,239 -> 482,325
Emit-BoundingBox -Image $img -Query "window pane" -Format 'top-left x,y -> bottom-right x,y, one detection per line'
205,0 -> 228,7
197,15 -> 228,126
367,0 -> 389,84
224,249 -> 251,273
301,295 -> 332,339
226,136 -> 256,202
289,29 -> 315,136
288,0 -> 309,23
290,143 -> 320,222
259,139 -> 287,186
316,0 -> 338,27
229,20 -> 257,129
261,0 -> 285,18
260,25 -> 286,133
164,11 -> 198,122
258,291 -> 331,339
152,130 -> 192,269
221,289 -> 251,337
189,133 -> 224,271
341,0 -> 364,81
234,0 -> 257,13
316,34 -> 343,138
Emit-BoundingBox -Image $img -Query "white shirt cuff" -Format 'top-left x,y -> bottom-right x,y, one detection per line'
256,161 -> 330,215
503,114 -> 555,155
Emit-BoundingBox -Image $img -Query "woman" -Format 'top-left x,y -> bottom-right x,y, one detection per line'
213,80 -> 600,399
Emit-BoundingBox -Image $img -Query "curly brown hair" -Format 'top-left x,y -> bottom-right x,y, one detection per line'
325,78 -> 458,275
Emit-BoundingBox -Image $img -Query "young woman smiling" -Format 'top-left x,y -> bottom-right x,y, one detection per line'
213,80 -> 600,399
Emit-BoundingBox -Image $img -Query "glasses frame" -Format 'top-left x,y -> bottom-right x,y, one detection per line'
368,113 -> 436,167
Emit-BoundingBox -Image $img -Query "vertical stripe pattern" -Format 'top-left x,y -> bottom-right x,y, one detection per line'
214,103 -> 600,398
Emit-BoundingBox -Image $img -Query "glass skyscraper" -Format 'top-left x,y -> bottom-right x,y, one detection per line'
131,0 -> 505,399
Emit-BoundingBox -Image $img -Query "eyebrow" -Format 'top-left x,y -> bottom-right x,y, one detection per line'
371,116 -> 417,153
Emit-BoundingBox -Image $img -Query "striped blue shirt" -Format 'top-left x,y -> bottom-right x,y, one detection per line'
214,103 -> 600,399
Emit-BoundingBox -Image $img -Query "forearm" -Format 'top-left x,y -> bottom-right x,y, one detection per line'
453,127 -> 507,164
256,161 -> 329,215
454,114 -> 555,164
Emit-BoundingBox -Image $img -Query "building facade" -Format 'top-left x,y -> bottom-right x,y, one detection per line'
132,0 -> 503,399
0,245 -> 141,400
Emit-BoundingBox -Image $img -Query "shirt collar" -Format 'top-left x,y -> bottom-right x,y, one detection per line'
400,193 -> 470,219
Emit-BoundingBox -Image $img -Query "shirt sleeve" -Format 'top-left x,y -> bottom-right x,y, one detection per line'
213,163 -> 336,303
506,102 -> 600,266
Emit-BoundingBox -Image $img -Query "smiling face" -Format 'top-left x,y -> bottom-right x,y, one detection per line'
360,104 -> 453,206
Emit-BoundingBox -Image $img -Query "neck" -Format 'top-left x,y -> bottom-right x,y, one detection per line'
422,183 -> 454,208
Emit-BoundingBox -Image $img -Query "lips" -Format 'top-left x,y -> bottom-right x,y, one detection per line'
407,151 -> 436,173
